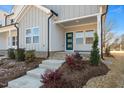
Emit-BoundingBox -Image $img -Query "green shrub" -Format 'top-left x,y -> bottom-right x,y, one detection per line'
8,48 -> 15,59
15,48 -> 25,61
25,50 -> 35,63
90,32 -> 100,65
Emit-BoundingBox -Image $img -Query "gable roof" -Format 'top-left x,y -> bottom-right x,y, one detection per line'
14,5 -> 51,22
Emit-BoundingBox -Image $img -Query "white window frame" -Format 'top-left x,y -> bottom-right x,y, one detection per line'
26,28 -> 32,44
12,36 -> 17,47
85,30 -> 95,45
32,27 -> 40,43
25,27 -> 40,44
75,31 -> 84,45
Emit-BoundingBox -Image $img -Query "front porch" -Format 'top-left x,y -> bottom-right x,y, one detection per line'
55,13 -> 101,53
0,25 -> 17,56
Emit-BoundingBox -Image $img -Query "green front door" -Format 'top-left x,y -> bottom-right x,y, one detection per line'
66,32 -> 73,50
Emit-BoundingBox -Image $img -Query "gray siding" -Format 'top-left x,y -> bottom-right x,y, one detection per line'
18,6 -> 48,51
45,5 -> 100,20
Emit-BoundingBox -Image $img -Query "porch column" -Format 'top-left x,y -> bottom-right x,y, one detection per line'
8,30 -> 12,48
97,14 -> 102,55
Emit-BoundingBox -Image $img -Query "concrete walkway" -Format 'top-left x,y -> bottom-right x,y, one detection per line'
7,59 -> 65,88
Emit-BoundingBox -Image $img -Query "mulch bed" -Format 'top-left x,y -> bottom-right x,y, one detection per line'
58,61 -> 109,88
0,58 -> 44,88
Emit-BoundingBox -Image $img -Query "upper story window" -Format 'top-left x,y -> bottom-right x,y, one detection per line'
26,27 -> 40,44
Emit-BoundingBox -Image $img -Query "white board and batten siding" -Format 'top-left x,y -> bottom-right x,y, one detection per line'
18,6 -> 48,52
49,18 -> 65,52
44,5 -> 100,21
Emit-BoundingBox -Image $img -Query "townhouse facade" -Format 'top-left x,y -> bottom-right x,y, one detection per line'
0,5 -> 107,58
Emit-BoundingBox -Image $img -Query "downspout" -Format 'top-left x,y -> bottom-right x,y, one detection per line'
5,13 -> 14,26
47,10 -> 58,58
101,5 -> 108,59
14,23 -> 19,50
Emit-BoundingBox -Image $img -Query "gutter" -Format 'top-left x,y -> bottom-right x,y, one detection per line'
101,5 -> 109,59
14,23 -> 19,50
5,13 -> 14,26
47,10 -> 58,58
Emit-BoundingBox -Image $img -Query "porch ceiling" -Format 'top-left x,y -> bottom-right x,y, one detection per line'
55,15 -> 97,27
0,25 -> 16,33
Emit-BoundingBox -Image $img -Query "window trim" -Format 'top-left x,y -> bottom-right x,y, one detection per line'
12,36 -> 17,47
85,30 -> 95,45
32,27 -> 40,43
75,31 -> 84,45
85,37 -> 94,44
25,28 -> 32,44
25,27 -> 40,44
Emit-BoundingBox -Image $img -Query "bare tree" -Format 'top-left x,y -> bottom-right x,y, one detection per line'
103,20 -> 115,48
103,20 -> 116,56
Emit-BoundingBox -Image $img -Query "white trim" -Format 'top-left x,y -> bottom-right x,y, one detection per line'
25,26 -> 40,45
25,27 -> 32,45
11,36 -> 17,48
97,14 -> 102,54
55,13 -> 99,24
15,5 -> 51,23
15,6 -> 31,22
64,22 -> 97,29
0,26 -> 16,33
34,5 -> 51,15
65,29 -> 95,52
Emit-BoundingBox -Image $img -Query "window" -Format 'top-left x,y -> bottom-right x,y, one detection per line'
12,36 -> 17,46
76,32 -> 83,45
32,28 -> 39,43
76,38 -> 83,44
33,36 -> 39,43
26,27 -> 40,44
26,37 -> 31,44
26,29 -> 31,36
26,29 -> 31,44
86,37 -> 94,44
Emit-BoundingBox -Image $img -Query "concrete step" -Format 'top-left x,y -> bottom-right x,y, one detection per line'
49,52 -> 67,60
42,59 -> 65,66
7,59 -> 65,88
8,75 -> 42,88
39,64 -> 61,70
27,68 -> 46,79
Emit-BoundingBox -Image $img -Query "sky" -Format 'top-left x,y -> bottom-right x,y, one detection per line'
0,5 -> 13,13
0,5 -> 124,36
106,5 -> 124,36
